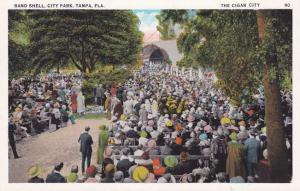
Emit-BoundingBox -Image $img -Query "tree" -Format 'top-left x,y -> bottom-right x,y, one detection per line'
8,10 -> 31,78
8,39 -> 30,78
256,10 -> 291,182
156,14 -> 176,40
27,10 -> 143,74
159,10 -> 292,182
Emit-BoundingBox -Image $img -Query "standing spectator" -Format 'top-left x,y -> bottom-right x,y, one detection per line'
52,102 -> 61,130
8,117 -> 20,159
226,132 -> 246,179
78,126 -> 93,173
71,91 -> 77,113
210,131 -> 227,173
97,125 -> 109,165
244,130 -> 260,177
105,93 -> 112,120
77,91 -> 85,116
111,82 -> 117,97
95,84 -> 105,106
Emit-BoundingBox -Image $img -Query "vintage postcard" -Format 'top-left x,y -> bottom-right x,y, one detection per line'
0,0 -> 299,191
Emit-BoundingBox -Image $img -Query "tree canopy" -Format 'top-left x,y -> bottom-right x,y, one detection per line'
158,10 -> 292,105
8,10 -> 143,75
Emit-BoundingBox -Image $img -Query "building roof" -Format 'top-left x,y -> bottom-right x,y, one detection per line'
143,39 -> 183,65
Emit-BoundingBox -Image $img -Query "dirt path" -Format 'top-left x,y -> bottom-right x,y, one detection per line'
9,118 -> 111,183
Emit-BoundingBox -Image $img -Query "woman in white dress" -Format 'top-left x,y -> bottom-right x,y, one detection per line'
77,91 -> 85,116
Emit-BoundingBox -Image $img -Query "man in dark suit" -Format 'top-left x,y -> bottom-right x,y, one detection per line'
78,126 -> 93,173
9,117 -> 20,159
46,162 -> 66,183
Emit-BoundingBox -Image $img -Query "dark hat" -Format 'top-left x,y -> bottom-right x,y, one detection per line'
121,148 -> 130,156
54,162 -> 64,171
71,165 -> 78,173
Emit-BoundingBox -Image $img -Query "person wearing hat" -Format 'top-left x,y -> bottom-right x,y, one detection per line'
46,162 -> 66,183
215,172 -> 227,183
167,151 -> 194,175
135,151 -> 153,172
117,148 -> 135,178
8,117 -> 20,159
114,171 -> 125,183
244,129 -> 260,177
139,104 -> 148,125
104,92 -> 112,120
226,132 -> 246,179
28,166 -> 44,183
51,102 -> 61,130
152,158 -> 166,176
95,84 -> 105,106
160,138 -> 172,155
97,125 -> 109,165
147,139 -> 160,155
132,166 -> 149,183
78,126 -> 94,173
101,163 -> 115,183
67,165 -> 79,183
84,165 -> 99,183
256,149 -> 271,183
77,91 -> 85,116
210,130 -> 227,173
164,155 -> 178,169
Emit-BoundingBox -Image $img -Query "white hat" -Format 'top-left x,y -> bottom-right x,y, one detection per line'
148,114 -> 153,120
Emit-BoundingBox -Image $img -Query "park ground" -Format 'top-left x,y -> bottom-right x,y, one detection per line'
9,116 -> 110,183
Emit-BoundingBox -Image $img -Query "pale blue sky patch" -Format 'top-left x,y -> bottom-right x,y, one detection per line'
133,10 -> 160,33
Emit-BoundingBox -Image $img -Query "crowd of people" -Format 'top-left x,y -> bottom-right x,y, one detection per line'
9,62 -> 292,183
8,73 -> 84,158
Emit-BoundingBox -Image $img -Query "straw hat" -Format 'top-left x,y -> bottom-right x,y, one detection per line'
67,172 -> 78,183
28,166 -> 42,178
140,130 -> 148,138
166,120 -> 173,128
229,132 -> 237,141
132,166 -> 149,182
164,156 -> 178,168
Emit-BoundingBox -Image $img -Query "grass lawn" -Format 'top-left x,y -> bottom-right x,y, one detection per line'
75,112 -> 106,120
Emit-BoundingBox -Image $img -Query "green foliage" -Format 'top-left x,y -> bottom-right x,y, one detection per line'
8,39 -> 31,79
8,10 -> 33,79
254,10 -> 292,84
9,10 -> 143,75
156,14 -> 176,40
82,68 -> 133,104
159,10 -> 292,105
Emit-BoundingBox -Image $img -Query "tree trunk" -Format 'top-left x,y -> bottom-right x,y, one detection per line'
256,10 -> 289,182
57,61 -> 60,73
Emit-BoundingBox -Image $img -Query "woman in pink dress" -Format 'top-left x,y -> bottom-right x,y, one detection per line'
71,92 -> 77,113
110,82 -> 117,97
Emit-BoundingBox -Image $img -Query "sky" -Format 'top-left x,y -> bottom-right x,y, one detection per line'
133,10 -> 161,43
